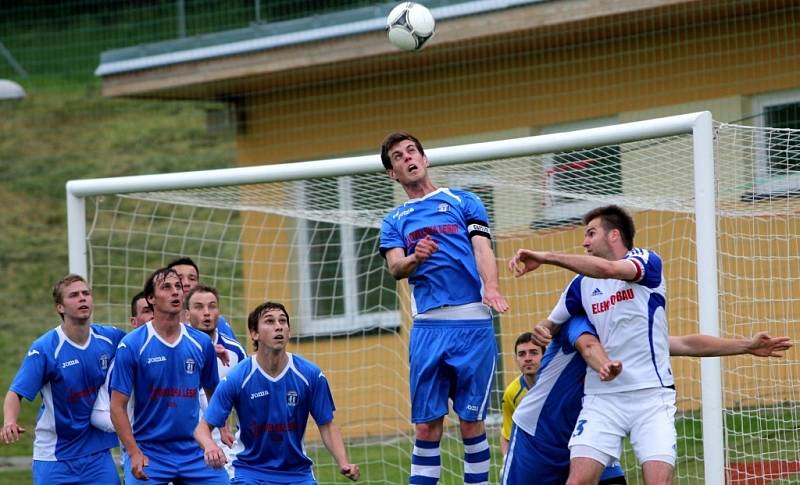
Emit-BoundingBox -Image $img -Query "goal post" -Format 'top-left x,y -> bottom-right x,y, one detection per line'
66,111 -> 729,483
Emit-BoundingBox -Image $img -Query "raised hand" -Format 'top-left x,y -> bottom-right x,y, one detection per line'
507,249 -> 545,277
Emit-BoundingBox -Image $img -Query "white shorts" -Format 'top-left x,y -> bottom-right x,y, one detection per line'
568,387 -> 677,465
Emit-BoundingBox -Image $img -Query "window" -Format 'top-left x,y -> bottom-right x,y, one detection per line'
538,117 -> 621,225
296,175 -> 399,336
751,89 -> 800,198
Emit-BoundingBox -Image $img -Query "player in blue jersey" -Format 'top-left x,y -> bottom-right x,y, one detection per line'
110,267 -> 228,484
1,274 -> 125,485
130,290 -> 153,329
195,301 -> 360,484
379,132 -> 509,485
501,314 -> 791,485
168,256 -> 237,340
185,284 -> 247,478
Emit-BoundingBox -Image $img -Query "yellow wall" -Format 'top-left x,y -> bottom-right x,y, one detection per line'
232,8 -> 800,435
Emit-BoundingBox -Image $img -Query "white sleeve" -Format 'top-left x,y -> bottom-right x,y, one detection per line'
90,363 -> 115,433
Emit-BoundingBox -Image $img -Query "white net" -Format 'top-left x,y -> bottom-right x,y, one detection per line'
83,121 -> 800,483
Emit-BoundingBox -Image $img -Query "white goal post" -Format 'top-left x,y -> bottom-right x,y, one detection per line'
66,111 -> 726,483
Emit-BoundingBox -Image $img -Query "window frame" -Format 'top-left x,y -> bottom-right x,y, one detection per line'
750,88 -> 800,197
295,177 -> 400,337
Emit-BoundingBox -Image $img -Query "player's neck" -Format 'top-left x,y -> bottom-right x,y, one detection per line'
151,312 -> 183,343
402,178 -> 437,200
523,374 -> 536,388
61,318 -> 91,345
256,349 -> 288,377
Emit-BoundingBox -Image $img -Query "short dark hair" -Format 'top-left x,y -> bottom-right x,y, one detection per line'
167,257 -> 199,278
515,332 -> 545,354
143,267 -> 180,309
582,204 -> 636,250
130,291 -> 147,317
52,274 -> 89,306
247,301 -> 290,351
183,284 -> 219,310
380,132 -> 425,170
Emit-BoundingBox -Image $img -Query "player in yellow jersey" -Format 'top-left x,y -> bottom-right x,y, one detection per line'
501,332 -> 544,455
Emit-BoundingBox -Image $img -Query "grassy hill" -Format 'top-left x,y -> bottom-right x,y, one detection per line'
0,83 -> 236,460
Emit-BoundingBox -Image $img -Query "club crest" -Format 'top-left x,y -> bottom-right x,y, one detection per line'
184,358 -> 196,374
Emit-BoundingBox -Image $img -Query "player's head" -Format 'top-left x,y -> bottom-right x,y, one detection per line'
144,267 -> 183,317
167,257 -> 199,296
380,132 -> 429,183
52,274 -> 92,322
129,290 -> 153,328
184,284 -> 220,336
247,301 -> 290,352
581,205 -> 635,258
514,332 -> 544,379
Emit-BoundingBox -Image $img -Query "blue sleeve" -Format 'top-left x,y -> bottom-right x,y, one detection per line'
204,373 -> 236,428
110,341 -> 135,397
217,315 -> 236,339
461,191 -> 490,226
201,339 -> 220,391
628,250 -> 663,288
310,372 -> 336,426
564,315 -> 598,348
9,341 -> 49,401
379,215 -> 405,255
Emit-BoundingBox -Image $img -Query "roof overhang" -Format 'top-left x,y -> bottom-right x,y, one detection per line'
95,0 -> 749,100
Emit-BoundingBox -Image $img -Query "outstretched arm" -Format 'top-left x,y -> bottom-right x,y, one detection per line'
574,334 -> 622,381
669,332 -> 792,357
319,421 -> 360,481
508,249 -> 638,280
472,236 -> 509,313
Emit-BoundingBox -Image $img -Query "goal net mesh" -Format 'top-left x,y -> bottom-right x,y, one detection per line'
84,121 -> 800,484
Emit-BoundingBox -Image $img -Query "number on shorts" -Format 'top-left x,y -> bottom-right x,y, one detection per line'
572,419 -> 588,437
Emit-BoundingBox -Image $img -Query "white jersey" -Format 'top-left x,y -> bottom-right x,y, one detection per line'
548,248 -> 673,394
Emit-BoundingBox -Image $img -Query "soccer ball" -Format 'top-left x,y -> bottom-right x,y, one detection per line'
387,2 -> 435,51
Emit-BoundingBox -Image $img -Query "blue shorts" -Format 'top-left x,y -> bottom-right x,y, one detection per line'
502,426 -> 625,485
409,319 -> 496,423
33,449 -> 119,485
123,440 -> 228,485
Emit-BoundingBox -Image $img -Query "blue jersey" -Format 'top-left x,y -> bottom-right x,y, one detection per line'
380,188 -> 491,315
217,315 -> 236,340
10,324 -> 125,461
110,321 -> 219,448
511,316 -> 596,466
204,353 -> 336,483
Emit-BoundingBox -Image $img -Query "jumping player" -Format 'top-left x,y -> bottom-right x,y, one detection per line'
379,132 -> 509,485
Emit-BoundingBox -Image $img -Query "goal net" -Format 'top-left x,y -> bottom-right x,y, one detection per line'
72,115 -> 800,484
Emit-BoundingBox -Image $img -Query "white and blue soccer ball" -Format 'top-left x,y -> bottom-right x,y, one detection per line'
387,2 -> 436,51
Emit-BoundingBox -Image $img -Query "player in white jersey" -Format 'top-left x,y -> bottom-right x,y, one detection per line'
184,284 -> 247,478
508,204 -> 675,484
195,301 -> 360,484
110,267 -> 228,484
2,274 -> 124,485
379,132 -> 509,485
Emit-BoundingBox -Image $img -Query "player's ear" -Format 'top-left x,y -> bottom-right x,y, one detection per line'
387,168 -> 399,181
